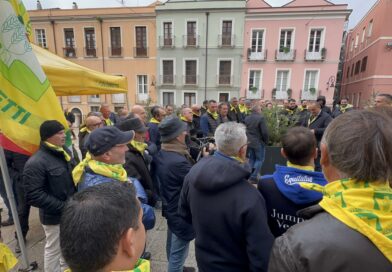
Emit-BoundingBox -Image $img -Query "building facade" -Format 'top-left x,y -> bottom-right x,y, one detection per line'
241,0 -> 350,104
341,0 -> 392,108
29,4 -> 157,124
155,0 -> 246,106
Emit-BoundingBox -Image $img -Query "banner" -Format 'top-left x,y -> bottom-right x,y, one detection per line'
0,0 -> 68,154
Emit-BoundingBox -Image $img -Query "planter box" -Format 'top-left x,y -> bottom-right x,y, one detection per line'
260,146 -> 287,175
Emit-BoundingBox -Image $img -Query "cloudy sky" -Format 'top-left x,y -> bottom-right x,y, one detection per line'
23,0 -> 378,29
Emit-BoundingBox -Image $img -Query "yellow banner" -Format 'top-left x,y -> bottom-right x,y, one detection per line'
0,0 -> 67,154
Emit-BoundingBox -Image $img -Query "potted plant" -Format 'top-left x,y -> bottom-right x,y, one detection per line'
280,46 -> 290,53
309,87 -> 316,94
249,86 -> 258,93
287,88 -> 292,98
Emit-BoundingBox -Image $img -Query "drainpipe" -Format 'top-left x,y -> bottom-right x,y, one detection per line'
50,20 -> 57,54
97,17 -> 107,102
204,12 -> 209,101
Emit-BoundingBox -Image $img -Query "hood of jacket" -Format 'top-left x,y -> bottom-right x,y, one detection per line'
269,165 -> 327,204
187,151 -> 251,192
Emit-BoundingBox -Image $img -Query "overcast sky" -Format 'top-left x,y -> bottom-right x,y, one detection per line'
23,0 -> 378,29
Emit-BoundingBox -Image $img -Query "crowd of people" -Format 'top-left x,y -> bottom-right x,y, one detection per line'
0,93 -> 391,272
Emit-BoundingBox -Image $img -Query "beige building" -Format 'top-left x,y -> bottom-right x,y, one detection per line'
29,4 -> 157,124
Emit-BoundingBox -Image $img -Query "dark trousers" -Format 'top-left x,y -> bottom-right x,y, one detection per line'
15,180 -> 31,238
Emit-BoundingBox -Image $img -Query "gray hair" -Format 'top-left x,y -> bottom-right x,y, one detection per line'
322,110 -> 392,183
214,122 -> 247,156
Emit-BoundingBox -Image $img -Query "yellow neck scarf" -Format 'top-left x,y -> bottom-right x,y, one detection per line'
287,161 -> 314,172
308,113 -> 319,126
149,117 -> 160,124
192,112 -> 200,117
300,178 -> 392,262
340,104 -> 353,113
231,156 -> 245,164
44,141 -> 71,162
0,243 -> 18,271
79,127 -> 91,134
105,118 -> 113,126
207,110 -> 219,120
72,153 -> 127,185
230,104 -> 238,113
238,104 -> 247,113
130,140 -> 147,155
180,116 -> 191,123
65,259 -> 150,272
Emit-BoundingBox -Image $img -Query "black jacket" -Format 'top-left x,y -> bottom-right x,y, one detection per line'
179,152 -> 274,272
5,150 -> 29,185
123,144 -> 155,206
23,143 -> 76,225
269,205 -> 392,272
147,122 -> 161,150
154,149 -> 195,241
301,111 -> 333,142
228,105 -> 242,123
78,129 -> 89,159
244,112 -> 269,149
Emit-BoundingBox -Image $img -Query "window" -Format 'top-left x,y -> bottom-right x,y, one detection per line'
185,60 -> 197,85
186,21 -> 197,46
64,28 -> 75,57
350,39 -> 354,52
251,30 -> 264,52
248,70 -> 261,90
135,26 -> 147,57
163,92 -> 174,106
218,60 -> 232,85
367,20 -> 373,37
137,75 -> 148,94
219,93 -> 229,102
276,70 -> 289,93
68,96 -> 81,103
279,29 -> 293,52
110,27 -> 122,56
361,27 -> 366,44
163,22 -> 173,46
361,56 -> 368,72
221,20 -> 233,46
162,60 -> 174,84
304,70 -> 318,92
90,106 -> 100,112
89,95 -> 100,103
184,92 -> 196,106
84,28 -> 96,57
308,29 -> 323,52
354,60 -> 361,75
355,33 -> 359,49
351,64 -> 354,77
112,94 -> 125,104
35,29 -> 47,48
346,66 -> 350,79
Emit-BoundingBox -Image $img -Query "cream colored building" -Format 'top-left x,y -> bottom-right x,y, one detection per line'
29,4 -> 157,124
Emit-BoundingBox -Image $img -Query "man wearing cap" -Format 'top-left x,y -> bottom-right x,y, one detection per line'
24,120 -> 76,272
154,117 -> 197,272
118,118 -> 156,206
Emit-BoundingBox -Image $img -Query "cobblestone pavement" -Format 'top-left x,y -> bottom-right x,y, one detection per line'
1,200 -> 197,272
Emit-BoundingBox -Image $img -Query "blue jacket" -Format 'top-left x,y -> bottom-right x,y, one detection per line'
258,165 -> 327,237
147,122 -> 161,150
78,170 -> 155,230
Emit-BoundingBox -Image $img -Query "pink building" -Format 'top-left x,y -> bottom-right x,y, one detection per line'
241,0 -> 350,105
341,0 -> 392,108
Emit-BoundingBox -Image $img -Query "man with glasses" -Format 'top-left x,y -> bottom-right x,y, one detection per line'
79,115 -> 103,159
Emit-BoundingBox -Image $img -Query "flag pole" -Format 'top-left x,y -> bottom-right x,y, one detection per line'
0,146 -> 30,270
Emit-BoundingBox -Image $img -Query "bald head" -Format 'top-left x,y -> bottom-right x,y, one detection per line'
181,107 -> 193,122
85,116 -> 103,132
131,105 -> 147,123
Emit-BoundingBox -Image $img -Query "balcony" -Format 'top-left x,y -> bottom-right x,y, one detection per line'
217,74 -> 233,86
134,47 -> 149,58
88,95 -> 101,103
305,48 -> 326,61
109,47 -> 123,57
183,35 -> 199,48
183,75 -> 198,86
68,96 -> 81,103
63,47 -> 76,58
112,93 -> 126,104
275,49 -> 296,61
84,47 -> 97,58
301,89 -> 318,100
159,35 -> 176,48
218,34 -> 235,48
160,75 -> 176,85
247,49 -> 267,61
246,87 -> 263,99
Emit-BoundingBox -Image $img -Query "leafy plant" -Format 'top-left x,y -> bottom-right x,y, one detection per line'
249,86 -> 258,93
280,46 -> 290,53
309,87 -> 316,94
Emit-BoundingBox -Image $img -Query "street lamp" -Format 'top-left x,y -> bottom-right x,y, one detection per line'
326,76 -> 335,91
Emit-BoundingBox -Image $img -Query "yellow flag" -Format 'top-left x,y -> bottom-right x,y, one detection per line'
0,0 -> 68,154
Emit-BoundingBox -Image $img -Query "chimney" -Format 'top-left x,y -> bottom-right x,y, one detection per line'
37,0 -> 42,10
72,2 -> 78,9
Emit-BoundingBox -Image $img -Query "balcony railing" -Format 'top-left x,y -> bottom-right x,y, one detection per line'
112,94 -> 126,104
134,47 -> 149,58
301,89 -> 318,100
275,90 -> 289,100
63,47 -> 77,58
183,35 -> 199,48
246,88 -> 263,99
275,49 -> 296,61
217,74 -> 233,86
183,75 -> 198,85
159,35 -> 176,48
109,47 -> 123,57
247,48 -> 267,61
88,96 -> 101,103
84,47 -> 97,58
160,75 -> 176,85
68,96 -> 81,103
218,34 -> 235,48
305,48 -> 326,61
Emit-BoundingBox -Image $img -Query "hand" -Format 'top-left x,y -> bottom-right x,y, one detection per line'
310,129 -> 315,134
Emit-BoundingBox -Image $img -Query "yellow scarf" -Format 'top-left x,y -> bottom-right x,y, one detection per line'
192,112 -> 200,117
287,161 -> 314,172
44,141 -> 71,162
130,140 -> 147,155
231,156 -> 245,164
298,105 -> 307,112
300,178 -> 392,262
0,243 -> 18,272
180,116 -> 191,123
149,117 -> 160,124
65,259 -> 150,272
340,104 -> 353,113
72,153 -> 127,185
238,104 -> 246,113
230,104 -> 238,113
79,126 -> 91,133
307,113 -> 319,127
207,110 -> 219,120
105,118 -> 113,126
